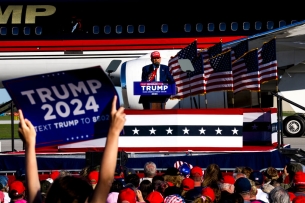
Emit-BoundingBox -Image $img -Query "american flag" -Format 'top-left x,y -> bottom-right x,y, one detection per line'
258,38 -> 278,83
169,41 -> 205,99
232,49 -> 260,93
204,50 -> 233,93
231,40 -> 249,60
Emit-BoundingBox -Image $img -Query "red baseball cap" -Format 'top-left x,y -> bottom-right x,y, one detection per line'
181,178 -> 194,191
146,191 -> 164,203
293,195 -> 305,203
190,166 -> 203,177
151,51 -> 161,59
222,175 -> 235,184
202,187 -> 215,202
9,181 -> 25,196
294,172 -> 305,187
88,171 -> 99,184
118,188 -> 136,203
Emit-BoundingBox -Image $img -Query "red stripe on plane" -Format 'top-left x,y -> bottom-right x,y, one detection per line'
0,36 -> 246,52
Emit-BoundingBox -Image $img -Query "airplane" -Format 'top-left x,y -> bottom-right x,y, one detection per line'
1,0 -> 305,128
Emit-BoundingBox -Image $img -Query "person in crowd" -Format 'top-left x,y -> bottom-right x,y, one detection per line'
241,167 -> 253,179
87,170 -> 99,189
163,167 -> 182,188
184,166 -> 204,203
269,186 -> 290,203
138,51 -> 175,109
139,162 -> 157,184
262,167 -> 279,194
249,171 -> 269,203
146,190 -> 164,203
180,178 -> 195,198
125,174 -> 140,189
218,175 -> 235,202
49,171 -> 60,181
106,180 -> 123,203
291,171 -> 305,197
282,163 -> 303,191
117,187 -> 145,203
202,187 -> 215,203
203,164 -> 222,203
292,195 -> 305,203
40,179 -> 52,202
0,175 -> 10,203
138,180 -> 153,200
18,95 -> 126,203
164,194 -> 185,203
234,177 -> 251,203
8,180 -> 26,203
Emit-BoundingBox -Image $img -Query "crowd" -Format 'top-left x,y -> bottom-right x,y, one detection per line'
0,95 -> 304,203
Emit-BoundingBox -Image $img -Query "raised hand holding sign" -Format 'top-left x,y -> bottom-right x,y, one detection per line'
3,66 -> 120,148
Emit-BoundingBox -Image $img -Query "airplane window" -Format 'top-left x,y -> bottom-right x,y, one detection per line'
219,22 -> 226,31
243,22 -> 250,30
279,20 -> 286,27
12,27 -> 19,35
138,25 -> 145,33
255,21 -> 262,30
127,25 -> 134,34
0,27 -> 7,35
24,27 -> 30,35
208,23 -> 214,32
93,26 -> 99,34
104,25 -> 111,34
291,20 -> 298,24
35,27 -> 42,35
161,24 -> 168,33
196,23 -> 203,32
231,22 -> 238,31
184,24 -> 191,32
267,21 -> 274,30
116,25 -> 122,34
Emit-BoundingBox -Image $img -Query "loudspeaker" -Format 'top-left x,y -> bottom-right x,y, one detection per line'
85,151 -> 128,168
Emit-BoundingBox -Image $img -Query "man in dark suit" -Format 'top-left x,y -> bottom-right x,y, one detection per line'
139,51 -> 175,109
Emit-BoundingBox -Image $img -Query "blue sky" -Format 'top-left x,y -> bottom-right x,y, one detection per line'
0,89 -> 11,104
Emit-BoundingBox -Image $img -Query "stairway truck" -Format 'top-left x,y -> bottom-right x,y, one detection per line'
283,114 -> 305,137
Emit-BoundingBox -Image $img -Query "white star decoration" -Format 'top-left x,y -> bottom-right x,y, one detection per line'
232,128 -> 238,135
252,124 -> 258,130
149,127 -> 156,135
182,127 -> 189,134
132,127 -> 139,135
166,127 -> 173,134
215,127 -> 222,135
199,127 -> 206,134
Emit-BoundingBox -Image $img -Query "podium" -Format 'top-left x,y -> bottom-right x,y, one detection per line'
134,82 -> 176,110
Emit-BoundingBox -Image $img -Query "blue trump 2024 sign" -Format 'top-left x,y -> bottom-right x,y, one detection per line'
3,66 -> 120,148
133,82 -> 176,95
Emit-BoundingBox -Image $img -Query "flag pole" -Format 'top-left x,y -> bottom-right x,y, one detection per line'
232,92 -> 235,108
259,91 -> 261,108
250,91 -> 252,108
205,93 -> 208,108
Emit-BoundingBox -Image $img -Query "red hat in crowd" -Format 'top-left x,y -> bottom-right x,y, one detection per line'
151,51 -> 160,59
288,192 -> 296,202
88,171 -> 99,184
50,170 -> 60,180
118,188 -> 136,203
294,172 -> 305,187
9,181 -> 25,196
222,175 -> 235,184
293,195 -> 305,203
181,178 -> 194,191
190,166 -> 203,177
146,191 -> 164,203
202,187 -> 215,202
